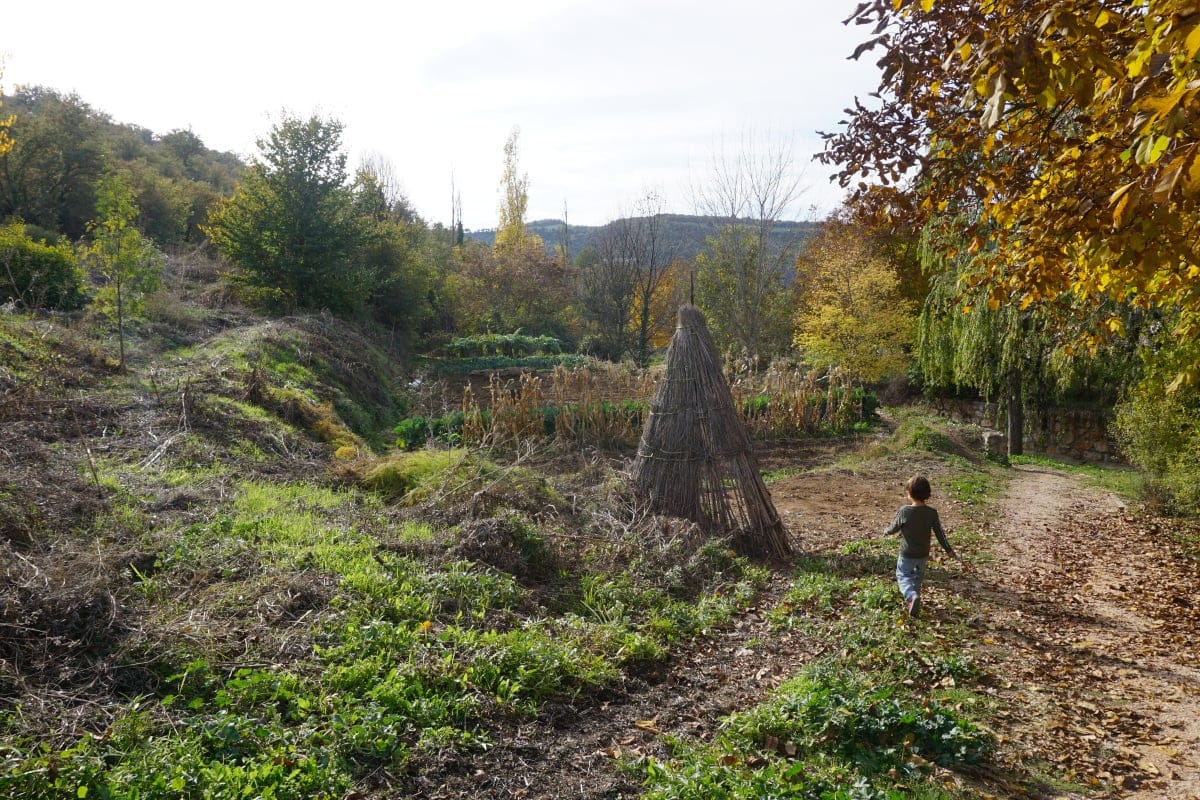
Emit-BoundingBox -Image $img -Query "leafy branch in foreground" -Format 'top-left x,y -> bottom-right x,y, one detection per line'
822,0 -> 1200,385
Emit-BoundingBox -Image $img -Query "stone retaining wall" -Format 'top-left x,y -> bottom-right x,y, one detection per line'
928,398 -> 1121,463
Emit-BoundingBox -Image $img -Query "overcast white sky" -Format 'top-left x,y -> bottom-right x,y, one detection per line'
2,1 -> 882,230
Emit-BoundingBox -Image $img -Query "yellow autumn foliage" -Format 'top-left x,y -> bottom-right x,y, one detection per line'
822,0 -> 1200,385
793,220 -> 914,382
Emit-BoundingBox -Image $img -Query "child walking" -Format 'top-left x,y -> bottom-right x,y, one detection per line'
884,475 -> 964,618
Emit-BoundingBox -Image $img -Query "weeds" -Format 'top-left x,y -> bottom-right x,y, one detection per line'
643,492 -> 997,800
4,454 -> 769,799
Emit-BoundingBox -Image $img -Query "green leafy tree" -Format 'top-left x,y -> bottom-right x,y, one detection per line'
695,224 -> 792,359
794,218 -> 913,382
449,237 -> 574,340
352,169 -> 436,340
917,251 -> 1040,454
205,114 -> 369,313
0,88 -> 106,239
1114,358 -> 1200,514
914,218 -> 1142,454
87,173 -> 162,368
121,158 -> 191,245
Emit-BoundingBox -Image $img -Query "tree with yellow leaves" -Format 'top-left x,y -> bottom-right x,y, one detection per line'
793,217 -> 914,382
0,70 -> 11,158
821,0 -> 1200,386
495,127 -> 538,252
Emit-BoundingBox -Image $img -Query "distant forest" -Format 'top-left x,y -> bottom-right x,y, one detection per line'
0,86 -> 816,266
0,87 -> 244,245
466,216 -> 818,263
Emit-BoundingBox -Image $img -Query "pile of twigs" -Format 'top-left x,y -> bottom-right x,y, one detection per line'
632,306 -> 790,560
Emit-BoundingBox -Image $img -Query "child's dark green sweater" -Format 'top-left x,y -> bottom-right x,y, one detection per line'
885,504 -> 954,559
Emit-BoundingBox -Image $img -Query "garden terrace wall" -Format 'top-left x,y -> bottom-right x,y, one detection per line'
929,398 -> 1122,463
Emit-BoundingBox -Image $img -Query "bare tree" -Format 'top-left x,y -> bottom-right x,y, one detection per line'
630,190 -> 676,367
576,190 -> 678,364
358,151 -> 419,222
691,130 -> 805,360
578,210 -> 639,361
558,200 -> 571,266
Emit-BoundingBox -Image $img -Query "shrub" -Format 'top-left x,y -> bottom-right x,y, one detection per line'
394,411 -> 465,450
892,418 -> 954,454
1113,377 -> 1200,514
444,332 -> 563,358
0,222 -> 83,309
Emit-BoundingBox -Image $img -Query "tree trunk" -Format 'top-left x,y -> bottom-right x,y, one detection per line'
1006,368 -> 1023,456
116,271 -> 126,370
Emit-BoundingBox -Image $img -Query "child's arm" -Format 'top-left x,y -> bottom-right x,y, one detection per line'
883,508 -> 904,536
933,514 -> 965,565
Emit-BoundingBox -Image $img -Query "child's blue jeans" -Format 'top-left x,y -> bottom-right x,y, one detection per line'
895,556 -> 927,603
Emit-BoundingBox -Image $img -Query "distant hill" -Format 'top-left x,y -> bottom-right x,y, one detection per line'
465,214 -> 819,263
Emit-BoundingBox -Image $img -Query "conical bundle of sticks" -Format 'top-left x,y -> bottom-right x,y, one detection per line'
633,305 -> 791,559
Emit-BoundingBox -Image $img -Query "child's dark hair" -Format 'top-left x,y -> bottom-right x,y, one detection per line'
906,475 -> 932,502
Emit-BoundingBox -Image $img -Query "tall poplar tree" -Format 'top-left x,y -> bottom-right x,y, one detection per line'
495,127 -> 532,252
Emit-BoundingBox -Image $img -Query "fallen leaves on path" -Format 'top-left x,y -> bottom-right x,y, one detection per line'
972,473 -> 1200,798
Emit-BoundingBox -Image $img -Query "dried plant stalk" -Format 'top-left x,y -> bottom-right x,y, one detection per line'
450,331 -> 858,455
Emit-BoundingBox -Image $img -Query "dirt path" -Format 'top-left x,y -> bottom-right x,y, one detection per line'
978,465 -> 1200,799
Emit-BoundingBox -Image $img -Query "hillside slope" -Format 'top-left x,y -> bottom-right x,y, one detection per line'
1,257 -> 411,743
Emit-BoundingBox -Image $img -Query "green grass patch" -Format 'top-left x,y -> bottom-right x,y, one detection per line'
363,449 -> 474,502
361,448 -> 560,510
641,542 -> 996,800
1010,453 -> 1140,500
761,466 -> 807,484
940,458 -> 1005,516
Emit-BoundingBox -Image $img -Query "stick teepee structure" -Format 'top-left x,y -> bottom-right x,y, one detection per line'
633,305 -> 791,559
